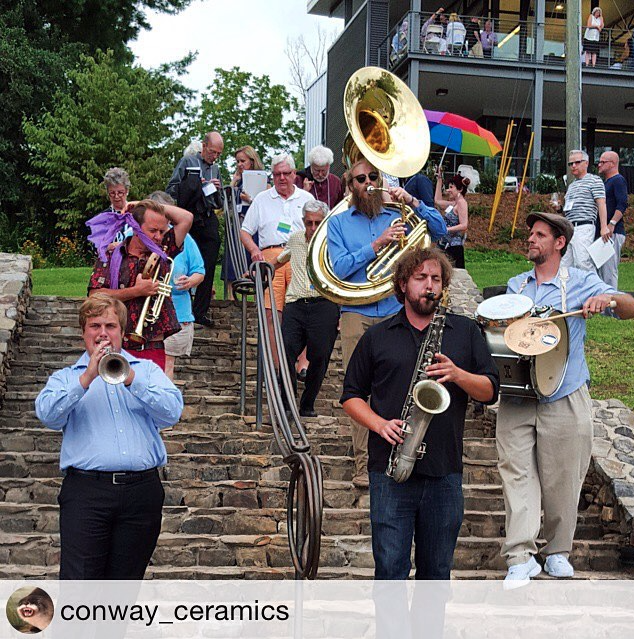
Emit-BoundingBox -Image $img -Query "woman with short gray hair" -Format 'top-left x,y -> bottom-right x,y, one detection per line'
103,167 -> 131,214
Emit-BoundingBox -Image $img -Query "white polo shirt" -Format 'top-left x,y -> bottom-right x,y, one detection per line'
241,186 -> 314,249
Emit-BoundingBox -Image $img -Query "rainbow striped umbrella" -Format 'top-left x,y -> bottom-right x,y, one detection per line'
424,110 -> 502,157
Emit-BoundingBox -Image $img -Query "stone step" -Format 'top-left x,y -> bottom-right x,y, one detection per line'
0,451 -> 502,484
2,561 -> 632,581
0,427 -> 499,461
0,501 -> 605,541
0,532 -> 621,572
0,477 -> 504,511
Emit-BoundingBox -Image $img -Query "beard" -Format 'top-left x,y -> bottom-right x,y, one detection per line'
528,248 -> 547,265
406,290 -> 439,317
351,186 -> 384,218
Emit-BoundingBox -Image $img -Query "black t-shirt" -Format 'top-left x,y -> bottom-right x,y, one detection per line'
341,308 -> 499,477
466,21 -> 480,48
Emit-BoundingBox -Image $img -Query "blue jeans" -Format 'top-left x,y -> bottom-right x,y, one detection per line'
369,471 -> 463,580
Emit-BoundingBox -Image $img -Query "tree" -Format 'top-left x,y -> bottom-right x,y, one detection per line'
0,6 -> 81,220
0,0 -> 194,246
23,50 -> 193,232
196,67 -> 304,177
1,0 -> 193,60
285,24 -> 335,111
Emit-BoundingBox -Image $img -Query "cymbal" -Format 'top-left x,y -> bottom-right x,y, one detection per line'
504,318 -> 562,356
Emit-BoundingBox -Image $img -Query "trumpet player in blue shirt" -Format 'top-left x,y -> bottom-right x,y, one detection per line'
327,158 -> 446,487
35,293 -> 183,579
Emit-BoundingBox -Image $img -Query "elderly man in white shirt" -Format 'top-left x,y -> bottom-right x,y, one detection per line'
240,153 -> 314,368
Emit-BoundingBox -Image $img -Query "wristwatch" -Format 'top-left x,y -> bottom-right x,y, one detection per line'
609,219 -> 617,225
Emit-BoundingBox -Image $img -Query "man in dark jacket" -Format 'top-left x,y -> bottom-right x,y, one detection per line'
167,132 -> 224,327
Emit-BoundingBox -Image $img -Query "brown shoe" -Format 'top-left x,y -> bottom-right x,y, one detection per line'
352,473 -> 369,488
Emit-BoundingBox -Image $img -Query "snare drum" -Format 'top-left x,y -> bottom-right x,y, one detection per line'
475,294 -> 569,399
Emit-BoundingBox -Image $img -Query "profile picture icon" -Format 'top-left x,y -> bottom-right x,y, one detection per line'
6,587 -> 54,634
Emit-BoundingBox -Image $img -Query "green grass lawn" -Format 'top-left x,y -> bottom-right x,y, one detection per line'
32,268 -> 225,299
31,252 -> 634,407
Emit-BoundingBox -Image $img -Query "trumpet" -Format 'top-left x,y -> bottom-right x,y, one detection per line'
127,253 -> 174,344
99,347 -> 131,385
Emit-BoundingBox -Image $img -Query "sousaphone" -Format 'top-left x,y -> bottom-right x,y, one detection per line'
307,67 -> 431,305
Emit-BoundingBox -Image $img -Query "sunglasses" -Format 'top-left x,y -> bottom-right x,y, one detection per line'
353,172 -> 380,184
597,160 -> 612,165
567,160 -> 586,167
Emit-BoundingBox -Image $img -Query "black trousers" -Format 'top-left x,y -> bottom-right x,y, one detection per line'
442,244 -> 465,269
58,470 -> 164,579
190,214 -> 221,321
282,298 -> 340,412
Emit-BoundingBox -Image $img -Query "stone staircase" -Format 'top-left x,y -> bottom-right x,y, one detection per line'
0,295 -> 631,580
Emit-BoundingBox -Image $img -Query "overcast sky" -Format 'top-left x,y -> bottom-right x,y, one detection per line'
131,0 -> 343,96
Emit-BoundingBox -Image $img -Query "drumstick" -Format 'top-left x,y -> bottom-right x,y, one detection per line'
529,300 -> 617,324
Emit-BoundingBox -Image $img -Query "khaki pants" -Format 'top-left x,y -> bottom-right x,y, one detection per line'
496,385 -> 593,566
341,312 -> 392,478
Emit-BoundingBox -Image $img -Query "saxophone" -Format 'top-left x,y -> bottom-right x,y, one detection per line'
386,289 -> 451,483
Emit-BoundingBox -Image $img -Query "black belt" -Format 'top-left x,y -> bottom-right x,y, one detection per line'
571,220 -> 594,227
124,340 -> 165,352
66,467 -> 159,485
262,243 -> 287,250
293,297 -> 323,304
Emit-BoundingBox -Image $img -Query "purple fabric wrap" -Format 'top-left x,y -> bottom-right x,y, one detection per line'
86,210 -> 168,290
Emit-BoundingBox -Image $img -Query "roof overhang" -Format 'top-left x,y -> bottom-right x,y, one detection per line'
307,0 -> 342,17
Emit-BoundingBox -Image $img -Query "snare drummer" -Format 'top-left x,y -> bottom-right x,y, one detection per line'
498,211 -> 634,588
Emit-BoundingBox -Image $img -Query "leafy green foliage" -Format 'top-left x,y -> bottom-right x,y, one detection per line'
0,0 -> 193,240
532,173 -> 560,194
197,67 -> 304,178
0,6 -> 81,211
477,168 -> 498,194
23,50 -> 193,231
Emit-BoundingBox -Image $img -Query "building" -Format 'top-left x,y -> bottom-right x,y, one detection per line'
306,0 -> 634,184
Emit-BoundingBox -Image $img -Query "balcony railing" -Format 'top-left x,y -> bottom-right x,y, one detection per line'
378,11 -> 632,72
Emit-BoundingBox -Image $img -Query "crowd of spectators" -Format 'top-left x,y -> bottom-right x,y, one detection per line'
392,7 -> 497,60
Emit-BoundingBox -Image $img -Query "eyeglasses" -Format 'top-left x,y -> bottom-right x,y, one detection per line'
567,160 -> 586,167
352,172 -> 380,184
273,170 -> 294,178
108,190 -> 127,198
597,160 -> 612,165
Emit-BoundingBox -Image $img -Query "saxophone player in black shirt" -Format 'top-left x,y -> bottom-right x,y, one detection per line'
341,246 -> 499,579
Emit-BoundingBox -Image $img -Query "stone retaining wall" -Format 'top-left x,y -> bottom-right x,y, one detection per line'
586,399 -> 634,549
0,253 -> 31,402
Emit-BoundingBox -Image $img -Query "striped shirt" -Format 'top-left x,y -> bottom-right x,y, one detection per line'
277,230 -> 319,303
563,173 -> 606,223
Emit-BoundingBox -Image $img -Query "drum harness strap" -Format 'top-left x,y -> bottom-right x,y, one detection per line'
517,266 -> 569,314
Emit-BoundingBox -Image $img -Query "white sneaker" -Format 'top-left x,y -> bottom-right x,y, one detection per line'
503,556 -> 542,590
544,554 -> 574,578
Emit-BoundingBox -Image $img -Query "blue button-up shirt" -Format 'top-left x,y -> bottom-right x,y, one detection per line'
327,204 -> 447,317
507,266 -> 617,403
35,351 -> 183,471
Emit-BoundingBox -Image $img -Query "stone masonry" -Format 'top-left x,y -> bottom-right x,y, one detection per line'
0,253 -> 31,400
0,257 -> 633,579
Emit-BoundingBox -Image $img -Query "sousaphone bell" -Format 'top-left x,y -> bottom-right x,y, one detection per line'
307,67 -> 432,305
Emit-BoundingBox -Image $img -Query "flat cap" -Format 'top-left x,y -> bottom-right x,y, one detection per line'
526,211 -> 574,246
